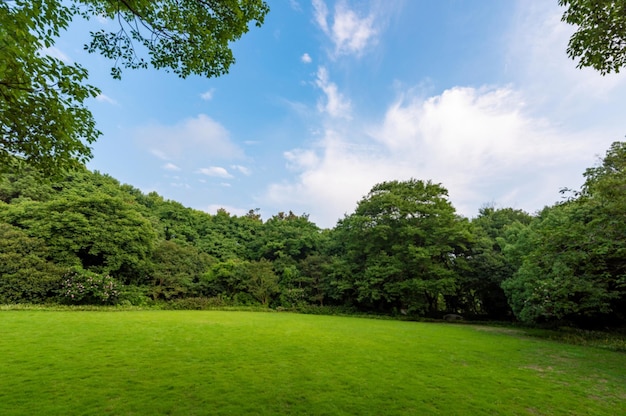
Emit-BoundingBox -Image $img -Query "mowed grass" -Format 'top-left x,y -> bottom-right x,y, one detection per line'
1,311 -> 625,416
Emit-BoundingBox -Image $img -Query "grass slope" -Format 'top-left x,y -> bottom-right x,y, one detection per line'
1,311 -> 624,415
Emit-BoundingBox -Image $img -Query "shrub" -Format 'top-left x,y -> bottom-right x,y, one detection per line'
59,268 -> 120,305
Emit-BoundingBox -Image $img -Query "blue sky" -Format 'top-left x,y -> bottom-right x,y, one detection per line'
49,0 -> 626,228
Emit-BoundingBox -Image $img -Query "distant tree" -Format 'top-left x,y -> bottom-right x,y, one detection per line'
1,0 -> 269,175
559,0 -> 626,74
150,240 -> 213,300
0,192 -> 157,283
457,207 -> 532,319
245,259 -> 279,306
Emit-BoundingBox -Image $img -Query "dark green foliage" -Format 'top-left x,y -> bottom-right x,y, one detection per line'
1,193 -> 156,281
245,259 -> 279,306
503,142 -> 626,327
150,240 -> 213,300
457,207 -> 532,319
0,222 -> 63,303
2,143 -> 626,330
334,179 -> 471,315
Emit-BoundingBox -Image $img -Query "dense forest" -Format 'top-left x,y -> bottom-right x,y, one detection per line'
1,142 -> 625,329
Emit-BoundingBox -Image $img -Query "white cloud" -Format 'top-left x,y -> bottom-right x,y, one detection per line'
136,114 -> 243,165
507,1 -> 626,128
206,204 -> 250,217
262,86 -> 601,228
95,93 -> 117,105
163,162 -> 181,171
312,0 -> 330,34
259,0 -> 626,228
315,67 -> 351,119
231,165 -> 252,175
198,166 -> 233,178
41,46 -> 71,63
200,88 -> 215,101
313,0 -> 379,57
289,0 -> 302,12
301,53 -> 312,64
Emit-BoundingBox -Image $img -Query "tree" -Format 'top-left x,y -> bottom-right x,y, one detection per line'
150,240 -> 213,300
1,0 -> 269,175
0,222 -> 63,303
559,0 -> 626,74
458,207 -> 532,319
245,259 -> 279,306
1,1 -> 100,175
0,191 -> 157,283
502,142 -> 626,327
334,179 -> 471,315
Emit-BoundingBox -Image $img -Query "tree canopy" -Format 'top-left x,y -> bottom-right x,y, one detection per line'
1,142 -> 626,328
559,0 -> 626,74
0,0 -> 269,175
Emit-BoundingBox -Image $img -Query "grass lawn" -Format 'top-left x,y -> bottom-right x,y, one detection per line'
0,310 -> 624,415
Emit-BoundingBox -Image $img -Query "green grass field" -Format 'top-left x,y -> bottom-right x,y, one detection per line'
1,310 -> 624,415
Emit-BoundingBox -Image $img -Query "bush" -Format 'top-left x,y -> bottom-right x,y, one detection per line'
0,223 -> 63,304
59,268 -> 120,305
117,285 -> 151,306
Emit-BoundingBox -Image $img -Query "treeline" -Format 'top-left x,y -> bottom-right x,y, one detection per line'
1,142 -> 625,328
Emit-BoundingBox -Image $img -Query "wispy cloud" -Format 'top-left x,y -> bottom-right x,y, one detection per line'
257,0 -> 626,228
506,1 -> 626,128
95,93 -> 117,105
315,67 -> 351,119
41,46 -> 71,62
198,166 -> 233,178
301,53 -> 312,64
313,0 -> 379,57
163,162 -> 181,171
136,114 -> 243,165
200,88 -> 215,101
289,0 -> 302,12
231,165 -> 251,175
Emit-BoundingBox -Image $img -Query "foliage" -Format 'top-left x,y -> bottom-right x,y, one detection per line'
502,142 -> 626,326
0,222 -> 63,303
0,188 -> 157,282
559,0 -> 626,74
0,0 -> 269,175
2,142 -> 626,330
245,259 -> 279,306
458,207 -> 532,319
59,268 -> 120,305
334,179 -> 471,315
0,1 -> 100,175
75,0 -> 269,79
150,240 -> 213,300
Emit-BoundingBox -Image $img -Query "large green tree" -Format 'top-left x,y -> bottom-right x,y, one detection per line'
502,142 -> 626,327
334,179 -> 471,315
559,0 -> 626,74
1,0 -> 269,175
